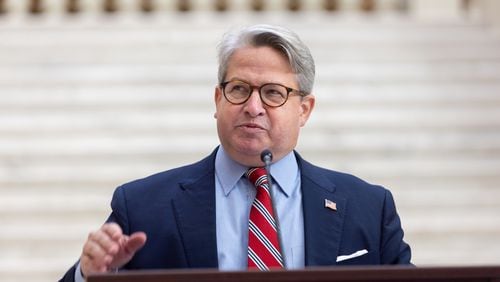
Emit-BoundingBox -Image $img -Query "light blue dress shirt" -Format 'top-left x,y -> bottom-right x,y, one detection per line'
215,146 -> 305,270
76,147 -> 305,281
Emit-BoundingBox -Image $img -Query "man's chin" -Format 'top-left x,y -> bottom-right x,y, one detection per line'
229,145 -> 270,166
241,143 -> 268,154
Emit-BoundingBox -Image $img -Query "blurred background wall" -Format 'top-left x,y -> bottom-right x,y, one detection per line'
0,0 -> 499,281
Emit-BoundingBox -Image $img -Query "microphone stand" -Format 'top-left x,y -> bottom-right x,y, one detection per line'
261,150 -> 285,268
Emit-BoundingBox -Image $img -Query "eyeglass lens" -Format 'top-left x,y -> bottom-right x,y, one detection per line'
224,80 -> 288,107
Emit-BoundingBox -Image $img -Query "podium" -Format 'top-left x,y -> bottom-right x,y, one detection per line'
87,266 -> 500,282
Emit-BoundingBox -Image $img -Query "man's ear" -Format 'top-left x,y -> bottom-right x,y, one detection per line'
214,85 -> 223,102
299,95 -> 315,127
214,86 -> 223,119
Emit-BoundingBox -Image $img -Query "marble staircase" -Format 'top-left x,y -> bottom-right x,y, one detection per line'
1,9 -> 500,282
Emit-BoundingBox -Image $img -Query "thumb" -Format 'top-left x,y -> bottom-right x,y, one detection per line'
107,232 -> 147,270
123,232 -> 147,255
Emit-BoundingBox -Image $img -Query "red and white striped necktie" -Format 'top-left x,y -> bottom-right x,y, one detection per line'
246,167 -> 284,270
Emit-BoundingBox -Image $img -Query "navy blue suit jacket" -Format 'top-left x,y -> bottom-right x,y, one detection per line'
60,149 -> 411,281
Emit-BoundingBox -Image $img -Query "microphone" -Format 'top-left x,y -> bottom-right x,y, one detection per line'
260,149 -> 274,207
260,149 -> 273,168
260,149 -> 285,267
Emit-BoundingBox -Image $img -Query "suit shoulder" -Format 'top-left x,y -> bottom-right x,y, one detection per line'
117,151 -> 216,194
330,169 -> 386,193
299,156 -> 388,197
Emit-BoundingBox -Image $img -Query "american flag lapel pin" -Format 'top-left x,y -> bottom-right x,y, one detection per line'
324,199 -> 337,211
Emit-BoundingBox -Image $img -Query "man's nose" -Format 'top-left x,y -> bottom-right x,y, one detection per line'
244,89 -> 266,117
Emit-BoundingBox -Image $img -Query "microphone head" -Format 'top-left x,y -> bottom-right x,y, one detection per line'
260,149 -> 273,164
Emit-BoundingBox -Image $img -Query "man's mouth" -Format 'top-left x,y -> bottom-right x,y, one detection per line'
239,123 -> 265,130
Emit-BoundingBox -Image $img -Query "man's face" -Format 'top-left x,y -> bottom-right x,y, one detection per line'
214,46 -> 315,167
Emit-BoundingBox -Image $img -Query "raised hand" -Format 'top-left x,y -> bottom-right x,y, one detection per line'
80,222 -> 147,277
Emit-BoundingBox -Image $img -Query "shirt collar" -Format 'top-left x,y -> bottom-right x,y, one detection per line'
215,146 -> 248,197
215,146 -> 299,198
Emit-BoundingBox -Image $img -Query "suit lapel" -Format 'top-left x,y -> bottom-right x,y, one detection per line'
172,151 -> 219,268
298,155 -> 347,266
169,150 -> 347,268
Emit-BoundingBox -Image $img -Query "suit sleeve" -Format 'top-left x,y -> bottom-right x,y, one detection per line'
58,263 -> 77,282
106,185 -> 130,233
380,190 -> 412,264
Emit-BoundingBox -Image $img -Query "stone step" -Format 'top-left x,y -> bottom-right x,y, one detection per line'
0,193 -> 110,215
3,234 -> 496,282
1,217 -> 498,255
403,208 -> 500,234
0,130 -> 499,158
2,182 -> 499,214
1,35 -> 499,62
13,238 -> 500,282
1,156 -> 499,182
2,203 -> 499,231
2,209 -> 499,269
2,44 -> 500,65
1,84 -> 500,108
316,83 -> 500,105
0,262 -> 69,282
1,16 -> 498,66
2,176 -> 499,191
407,232 -> 500,265
1,61 -> 499,85
0,107 -> 498,135
303,130 -> 500,151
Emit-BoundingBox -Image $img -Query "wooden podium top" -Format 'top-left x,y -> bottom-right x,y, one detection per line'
87,265 -> 500,282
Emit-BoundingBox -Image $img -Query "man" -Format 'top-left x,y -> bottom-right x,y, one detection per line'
60,24 -> 411,282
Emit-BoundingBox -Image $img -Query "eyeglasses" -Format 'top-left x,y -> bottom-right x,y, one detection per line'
220,80 -> 307,108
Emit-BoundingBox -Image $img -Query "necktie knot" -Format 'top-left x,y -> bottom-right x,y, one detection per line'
246,167 -> 268,190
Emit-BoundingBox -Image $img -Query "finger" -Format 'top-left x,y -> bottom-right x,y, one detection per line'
123,232 -> 147,255
82,239 -> 114,267
83,257 -> 111,277
81,245 -> 111,277
101,222 -> 123,241
107,232 -> 147,270
85,255 -> 111,274
90,228 -> 121,256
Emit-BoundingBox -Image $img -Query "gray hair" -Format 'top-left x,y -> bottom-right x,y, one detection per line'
217,24 -> 315,94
